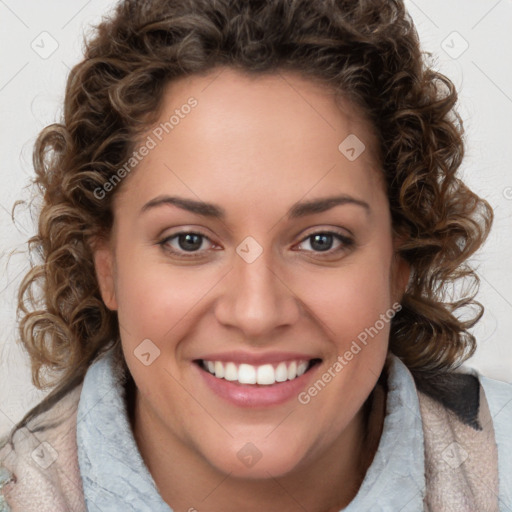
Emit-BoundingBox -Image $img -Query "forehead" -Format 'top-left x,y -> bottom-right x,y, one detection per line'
118,67 -> 385,215
160,67 -> 379,165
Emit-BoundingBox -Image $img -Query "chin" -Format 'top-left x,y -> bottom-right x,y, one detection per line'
201,436 -> 310,480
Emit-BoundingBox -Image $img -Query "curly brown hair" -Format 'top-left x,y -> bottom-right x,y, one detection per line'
10,0 -> 492,432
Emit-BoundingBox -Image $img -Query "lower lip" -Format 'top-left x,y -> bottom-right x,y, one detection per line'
195,362 -> 320,407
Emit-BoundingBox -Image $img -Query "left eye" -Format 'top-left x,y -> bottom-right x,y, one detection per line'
297,232 -> 353,253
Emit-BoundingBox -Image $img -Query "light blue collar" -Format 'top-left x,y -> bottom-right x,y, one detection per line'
344,355 -> 426,511
76,348 -> 172,512
76,349 -> 425,511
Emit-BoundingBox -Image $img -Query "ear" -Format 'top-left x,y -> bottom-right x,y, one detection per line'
391,234 -> 411,304
91,237 -> 118,311
393,255 -> 411,302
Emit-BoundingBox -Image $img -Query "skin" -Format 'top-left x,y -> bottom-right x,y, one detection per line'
94,67 -> 410,512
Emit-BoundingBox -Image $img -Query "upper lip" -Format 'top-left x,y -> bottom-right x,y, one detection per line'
195,351 -> 321,365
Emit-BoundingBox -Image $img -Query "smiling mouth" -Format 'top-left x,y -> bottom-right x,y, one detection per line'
195,358 -> 322,386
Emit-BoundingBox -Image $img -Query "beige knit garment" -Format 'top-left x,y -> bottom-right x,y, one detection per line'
419,385 -> 499,511
0,385 -> 86,512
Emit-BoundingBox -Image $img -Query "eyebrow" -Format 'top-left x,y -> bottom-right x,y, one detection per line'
140,194 -> 371,219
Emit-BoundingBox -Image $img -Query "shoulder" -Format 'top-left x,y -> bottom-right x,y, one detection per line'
414,368 -> 482,429
412,363 -> 512,510
413,365 -> 512,434
479,373 -> 512,506
479,372 -> 512,422
0,383 -> 86,512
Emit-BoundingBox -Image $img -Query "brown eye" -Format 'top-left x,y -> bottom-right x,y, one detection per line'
159,231 -> 214,257
175,233 -> 204,252
297,231 -> 354,255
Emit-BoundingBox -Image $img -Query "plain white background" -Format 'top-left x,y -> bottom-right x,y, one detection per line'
0,0 -> 511,436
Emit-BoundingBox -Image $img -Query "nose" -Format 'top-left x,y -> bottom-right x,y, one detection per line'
214,247 -> 301,341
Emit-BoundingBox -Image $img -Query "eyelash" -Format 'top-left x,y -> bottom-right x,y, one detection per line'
157,230 -> 355,259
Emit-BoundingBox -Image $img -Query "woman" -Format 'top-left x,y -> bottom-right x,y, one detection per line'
1,0 -> 510,510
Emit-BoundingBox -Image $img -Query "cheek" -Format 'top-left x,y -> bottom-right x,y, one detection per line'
292,259 -> 394,432
295,257 -> 394,342
113,243 -> 209,340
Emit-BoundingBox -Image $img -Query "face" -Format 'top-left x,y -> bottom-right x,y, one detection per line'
94,67 -> 408,479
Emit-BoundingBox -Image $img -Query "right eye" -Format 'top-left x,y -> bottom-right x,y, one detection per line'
158,231 -> 216,258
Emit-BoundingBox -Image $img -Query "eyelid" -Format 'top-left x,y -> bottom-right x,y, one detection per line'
297,225 -> 353,240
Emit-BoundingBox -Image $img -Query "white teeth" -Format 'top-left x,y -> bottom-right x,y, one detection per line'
275,362 -> 288,382
214,361 -> 224,378
256,364 -> 275,385
297,362 -> 308,377
238,364 -> 257,384
287,361 -> 297,380
202,359 -> 313,385
224,362 -> 237,381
